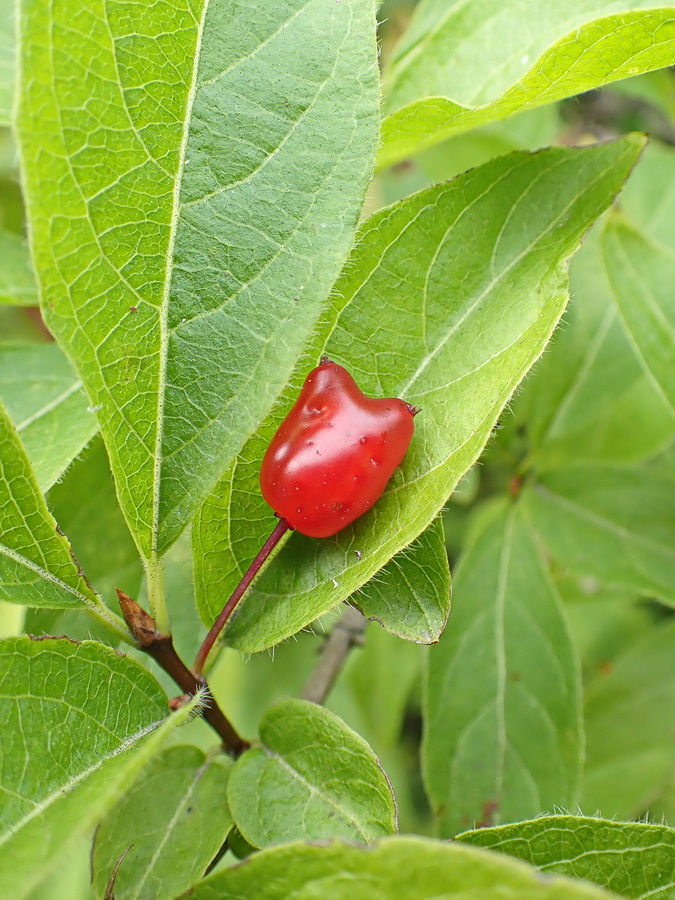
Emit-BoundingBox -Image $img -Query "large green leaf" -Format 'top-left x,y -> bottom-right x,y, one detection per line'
92,746 -> 232,900
517,227 -> 675,472
424,504 -> 582,837
227,699 -> 396,847
603,217 -> 675,414
0,232 -> 37,306
0,343 -> 98,491
17,0 -> 380,562
190,836 -> 619,899
194,138 -> 643,653
379,5 -> 675,168
0,636 -> 201,900
523,465 -> 675,606
457,815 -> 675,900
581,620 -> 675,820
0,400 -> 122,636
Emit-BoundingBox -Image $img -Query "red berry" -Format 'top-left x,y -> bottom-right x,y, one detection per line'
260,359 -> 417,538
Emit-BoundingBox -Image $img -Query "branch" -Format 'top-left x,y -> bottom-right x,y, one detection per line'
301,605 -> 367,705
117,589 -> 248,757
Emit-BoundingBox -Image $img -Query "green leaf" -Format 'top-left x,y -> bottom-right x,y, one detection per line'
92,746 -> 232,900
227,699 -> 396,847
46,437 -> 143,609
354,516 -> 451,643
582,620 -> 675,820
0,232 -> 37,307
523,465 -> 675,606
0,400 -> 119,631
17,0 -> 380,560
0,636 -> 201,900
331,621 -> 422,753
0,0 -> 13,126
0,343 -> 99,492
518,227 -> 675,471
457,815 -> 675,900
615,141 -> 675,249
194,138 -> 644,653
557,577 -> 656,682
379,6 -> 675,168
603,217 -> 675,414
424,504 -> 583,838
190,836 -> 620,899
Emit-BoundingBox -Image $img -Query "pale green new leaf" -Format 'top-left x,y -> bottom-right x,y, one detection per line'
0,343 -> 99,491
0,232 -> 37,306
190,836 -> 619,899
582,620 -> 675,820
0,636 -> 202,900
353,516 -> 450,643
379,5 -> 675,169
92,746 -> 232,900
424,504 -> 582,837
457,815 -> 675,900
195,138 -> 643,653
227,699 -> 396,847
0,399 -> 112,620
523,465 -> 675,606
18,0 -> 380,560
603,217 -> 675,414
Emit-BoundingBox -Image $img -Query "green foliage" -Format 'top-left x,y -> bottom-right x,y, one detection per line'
91,746 -> 232,900
195,138 -> 643,653
0,637 -> 201,899
424,504 -> 582,837
582,620 -> 675,819
1,0 -> 675,896
17,0 -> 380,563
380,4 -> 675,167
190,837 -> 619,899
0,343 -> 98,491
603,217 -> 675,413
0,400 -> 104,615
458,815 -> 675,900
0,232 -> 36,306
524,466 -> 675,606
227,699 -> 397,846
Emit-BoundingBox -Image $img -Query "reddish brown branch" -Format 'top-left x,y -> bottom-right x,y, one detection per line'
117,589 -> 248,757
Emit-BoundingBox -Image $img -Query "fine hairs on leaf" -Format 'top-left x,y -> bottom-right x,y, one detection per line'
4,1 -> 675,898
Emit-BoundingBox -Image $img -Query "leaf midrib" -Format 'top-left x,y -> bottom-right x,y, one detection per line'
0,719 -> 161,847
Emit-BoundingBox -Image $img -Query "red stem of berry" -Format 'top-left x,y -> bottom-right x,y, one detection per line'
192,517 -> 291,677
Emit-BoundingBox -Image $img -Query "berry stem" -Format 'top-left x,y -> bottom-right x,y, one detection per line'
192,517 -> 291,677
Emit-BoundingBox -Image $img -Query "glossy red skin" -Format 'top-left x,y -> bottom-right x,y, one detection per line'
260,360 -> 415,538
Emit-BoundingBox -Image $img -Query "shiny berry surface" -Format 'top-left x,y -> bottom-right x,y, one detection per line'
260,359 -> 416,538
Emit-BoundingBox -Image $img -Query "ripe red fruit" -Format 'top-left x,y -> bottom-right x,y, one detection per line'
260,358 -> 417,538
